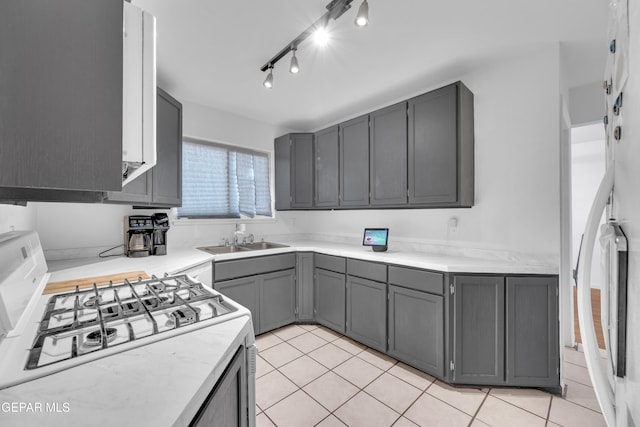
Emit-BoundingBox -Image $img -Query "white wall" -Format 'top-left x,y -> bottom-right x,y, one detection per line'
286,46 -> 562,259
570,130 -> 605,288
31,101 -> 297,259
0,204 -> 36,234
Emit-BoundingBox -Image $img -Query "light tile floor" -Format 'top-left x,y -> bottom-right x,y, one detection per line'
255,324 -> 606,426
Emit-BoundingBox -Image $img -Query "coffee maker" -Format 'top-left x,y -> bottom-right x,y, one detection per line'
151,213 -> 170,255
124,216 -> 153,257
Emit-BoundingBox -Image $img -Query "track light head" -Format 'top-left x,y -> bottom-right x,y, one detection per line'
313,26 -> 330,46
355,0 -> 369,27
289,48 -> 300,74
263,66 -> 274,88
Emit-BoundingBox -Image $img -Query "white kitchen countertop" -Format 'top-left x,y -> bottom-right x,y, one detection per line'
0,316 -> 253,427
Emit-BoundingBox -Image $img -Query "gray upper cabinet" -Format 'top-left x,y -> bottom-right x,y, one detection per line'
370,102 -> 408,206
314,126 -> 340,208
346,275 -> 387,352
339,115 -> 370,207
452,275 -> 505,385
0,0 -> 123,192
106,88 -> 182,207
408,82 -> 474,207
506,276 -> 559,387
274,135 -> 292,210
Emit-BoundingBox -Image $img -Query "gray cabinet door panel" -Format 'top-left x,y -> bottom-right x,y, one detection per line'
215,277 -> 260,334
0,0 -> 123,192
274,135 -> 291,210
315,268 -> 346,333
370,102 -> 408,206
260,269 -> 296,333
388,266 -> 443,295
506,276 -> 559,387
347,259 -> 387,282
408,84 -> 457,204
314,254 -> 346,274
453,275 -> 505,385
340,115 -> 370,207
152,88 -> 182,206
297,253 -> 315,321
315,126 -> 340,208
388,285 -> 444,377
346,276 -> 387,352
291,134 -> 314,208
105,171 -> 153,204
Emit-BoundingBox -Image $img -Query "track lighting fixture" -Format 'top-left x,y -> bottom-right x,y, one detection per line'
263,65 -> 274,88
355,0 -> 369,27
289,48 -> 299,74
260,0 -> 371,88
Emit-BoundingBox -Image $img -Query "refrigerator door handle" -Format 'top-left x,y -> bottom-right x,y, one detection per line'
577,166 -> 615,426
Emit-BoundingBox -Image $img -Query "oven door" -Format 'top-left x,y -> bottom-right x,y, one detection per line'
189,345 -> 250,427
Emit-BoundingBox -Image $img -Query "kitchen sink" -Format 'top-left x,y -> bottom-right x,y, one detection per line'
240,242 -> 289,250
197,242 -> 289,254
197,245 -> 252,254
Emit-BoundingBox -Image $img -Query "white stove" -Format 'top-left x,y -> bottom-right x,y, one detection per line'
0,231 -> 256,426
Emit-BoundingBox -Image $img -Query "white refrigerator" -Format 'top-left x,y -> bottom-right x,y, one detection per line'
577,0 -> 640,425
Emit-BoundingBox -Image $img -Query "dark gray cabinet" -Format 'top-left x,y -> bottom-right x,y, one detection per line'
274,135 -> 292,210
192,346 -> 248,427
105,88 -> 182,207
0,0 -> 123,193
315,126 -> 340,208
452,275 -> 505,385
339,115 -> 370,207
291,134 -> 314,208
296,252 -> 315,321
388,285 -> 444,377
370,102 -> 408,206
216,276 -> 260,333
506,276 -> 559,387
214,254 -> 296,335
346,276 -> 387,352
408,82 -> 474,207
314,254 -> 346,333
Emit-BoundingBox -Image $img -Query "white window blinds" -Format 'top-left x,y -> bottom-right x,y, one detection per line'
178,140 -> 272,218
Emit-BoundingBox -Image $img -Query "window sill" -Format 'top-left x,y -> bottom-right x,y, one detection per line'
171,216 -> 277,227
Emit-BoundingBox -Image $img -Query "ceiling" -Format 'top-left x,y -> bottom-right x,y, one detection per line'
132,0 -> 609,131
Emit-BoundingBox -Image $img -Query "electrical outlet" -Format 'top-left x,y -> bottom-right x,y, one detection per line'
448,217 -> 458,234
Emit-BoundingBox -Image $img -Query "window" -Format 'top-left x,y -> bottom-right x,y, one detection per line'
178,140 -> 272,218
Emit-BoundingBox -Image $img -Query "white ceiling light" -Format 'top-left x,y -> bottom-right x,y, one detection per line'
263,65 -> 274,88
289,48 -> 300,74
313,27 -> 330,46
355,0 -> 369,27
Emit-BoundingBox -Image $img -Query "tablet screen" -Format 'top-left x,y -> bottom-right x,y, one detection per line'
363,228 -> 389,246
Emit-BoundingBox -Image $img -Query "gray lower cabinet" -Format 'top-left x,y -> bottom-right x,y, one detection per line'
388,285 -> 444,377
105,88 -> 183,207
408,82 -> 474,207
452,275 -> 505,385
369,102 -> 408,206
191,346 -> 247,427
215,276 -> 260,334
346,276 -> 387,352
315,126 -> 340,208
296,252 -> 315,321
315,268 -> 346,333
0,0 -> 123,193
339,115 -> 370,207
506,276 -> 559,387
260,270 -> 296,333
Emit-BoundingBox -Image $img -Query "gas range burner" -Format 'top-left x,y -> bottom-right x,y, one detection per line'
85,328 -> 118,347
83,296 -> 103,309
148,283 -> 166,293
168,307 -> 200,328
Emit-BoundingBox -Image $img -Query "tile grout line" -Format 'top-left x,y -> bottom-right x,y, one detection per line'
466,388 -> 491,426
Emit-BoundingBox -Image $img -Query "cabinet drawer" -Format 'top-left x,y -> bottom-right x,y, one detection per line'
388,266 -> 443,295
314,253 -> 346,274
215,253 -> 296,281
347,259 -> 386,282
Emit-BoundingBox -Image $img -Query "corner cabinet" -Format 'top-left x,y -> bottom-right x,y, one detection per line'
105,88 -> 183,207
450,274 -> 559,389
408,82 -> 474,207
274,133 -> 314,210
0,0 -> 123,194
